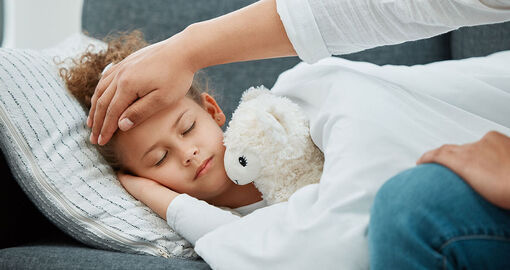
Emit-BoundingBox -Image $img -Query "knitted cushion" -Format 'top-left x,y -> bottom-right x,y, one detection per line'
0,33 -> 196,259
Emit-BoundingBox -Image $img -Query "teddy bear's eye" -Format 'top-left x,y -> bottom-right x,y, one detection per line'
238,156 -> 248,167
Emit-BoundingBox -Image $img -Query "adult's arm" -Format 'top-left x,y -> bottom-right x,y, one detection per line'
280,0 -> 510,63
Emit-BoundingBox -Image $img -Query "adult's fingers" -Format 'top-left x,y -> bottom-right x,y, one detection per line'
91,81 -> 118,145
88,68 -> 117,127
99,62 -> 120,82
117,90 -> 171,131
416,144 -> 460,166
93,67 -> 164,145
96,86 -> 155,145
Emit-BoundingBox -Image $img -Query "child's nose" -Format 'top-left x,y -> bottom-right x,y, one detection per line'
183,148 -> 199,166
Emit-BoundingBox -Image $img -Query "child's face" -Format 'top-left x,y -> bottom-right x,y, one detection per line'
115,93 -> 233,201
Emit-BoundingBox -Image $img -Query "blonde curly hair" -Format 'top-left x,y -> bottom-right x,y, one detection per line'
59,30 -> 209,171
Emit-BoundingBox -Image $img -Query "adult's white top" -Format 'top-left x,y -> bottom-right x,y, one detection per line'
190,1 -> 510,269
276,0 -> 510,63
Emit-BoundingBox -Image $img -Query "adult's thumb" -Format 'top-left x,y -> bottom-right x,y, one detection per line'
118,91 -> 171,131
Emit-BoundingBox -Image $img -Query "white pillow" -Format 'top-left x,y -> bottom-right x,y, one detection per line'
0,33 -> 196,259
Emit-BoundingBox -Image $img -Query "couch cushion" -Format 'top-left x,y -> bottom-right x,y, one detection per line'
341,34 -> 451,66
0,243 -> 210,270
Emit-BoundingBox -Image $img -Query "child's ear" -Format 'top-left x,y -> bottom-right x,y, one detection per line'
201,93 -> 226,126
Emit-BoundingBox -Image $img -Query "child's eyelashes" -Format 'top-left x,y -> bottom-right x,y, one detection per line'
155,151 -> 167,167
154,121 -> 196,167
182,121 -> 195,135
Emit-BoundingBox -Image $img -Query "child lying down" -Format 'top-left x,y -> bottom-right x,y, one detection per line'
61,31 -> 510,267
61,31 -> 268,240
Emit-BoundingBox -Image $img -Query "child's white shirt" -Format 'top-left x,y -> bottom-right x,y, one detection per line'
166,194 -> 267,246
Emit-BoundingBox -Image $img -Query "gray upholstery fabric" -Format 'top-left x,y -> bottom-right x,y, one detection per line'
82,0 -> 301,127
342,34 -> 451,66
451,21 -> 510,59
0,243 -> 210,270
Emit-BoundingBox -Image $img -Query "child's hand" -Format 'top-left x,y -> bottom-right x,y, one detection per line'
117,171 -> 160,200
116,171 -> 180,220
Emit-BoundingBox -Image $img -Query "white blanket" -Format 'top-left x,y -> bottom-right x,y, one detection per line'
194,51 -> 510,269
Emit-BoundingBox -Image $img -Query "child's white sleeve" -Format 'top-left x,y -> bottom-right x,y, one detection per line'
166,193 -> 240,246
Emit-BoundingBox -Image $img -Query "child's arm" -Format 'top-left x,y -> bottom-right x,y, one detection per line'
116,172 -> 241,246
116,172 -> 178,220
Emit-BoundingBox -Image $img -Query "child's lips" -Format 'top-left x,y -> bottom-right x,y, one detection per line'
195,156 -> 213,180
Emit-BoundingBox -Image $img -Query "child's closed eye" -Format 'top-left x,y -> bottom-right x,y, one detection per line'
182,121 -> 195,135
154,121 -> 196,167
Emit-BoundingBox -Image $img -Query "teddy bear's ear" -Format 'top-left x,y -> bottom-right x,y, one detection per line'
258,110 -> 288,145
240,85 -> 271,102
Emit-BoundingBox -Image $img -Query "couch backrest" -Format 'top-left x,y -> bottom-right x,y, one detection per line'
82,0 -> 510,127
82,0 -> 301,126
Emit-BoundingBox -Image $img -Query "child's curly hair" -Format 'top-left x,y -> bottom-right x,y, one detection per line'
58,30 -> 208,172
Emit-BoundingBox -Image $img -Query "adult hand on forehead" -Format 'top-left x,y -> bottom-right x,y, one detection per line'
88,34 -> 196,145
88,0 -> 295,146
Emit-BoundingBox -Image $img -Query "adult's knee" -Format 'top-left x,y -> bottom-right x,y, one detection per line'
370,163 -> 463,231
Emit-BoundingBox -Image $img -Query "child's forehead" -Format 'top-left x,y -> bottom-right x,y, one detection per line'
166,96 -> 199,110
162,97 -> 203,118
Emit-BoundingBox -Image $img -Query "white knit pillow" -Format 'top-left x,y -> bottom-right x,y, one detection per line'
0,34 -> 196,259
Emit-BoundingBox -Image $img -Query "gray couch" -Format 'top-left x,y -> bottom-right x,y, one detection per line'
1,0 -> 509,269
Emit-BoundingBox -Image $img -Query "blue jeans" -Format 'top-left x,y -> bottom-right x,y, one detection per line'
369,163 -> 510,270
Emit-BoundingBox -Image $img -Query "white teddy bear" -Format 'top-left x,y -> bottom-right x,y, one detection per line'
223,86 -> 324,205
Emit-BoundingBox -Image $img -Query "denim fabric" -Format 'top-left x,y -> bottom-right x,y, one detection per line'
369,163 -> 510,270
0,243 -> 211,270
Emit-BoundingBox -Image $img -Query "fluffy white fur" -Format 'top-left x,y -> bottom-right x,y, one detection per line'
223,86 -> 324,205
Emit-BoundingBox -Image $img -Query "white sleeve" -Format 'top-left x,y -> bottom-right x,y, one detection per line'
166,193 -> 240,246
276,0 -> 510,63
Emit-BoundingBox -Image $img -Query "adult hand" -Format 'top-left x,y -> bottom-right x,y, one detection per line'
89,32 -> 196,145
88,0 -> 295,146
117,171 -> 179,219
417,131 -> 510,210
